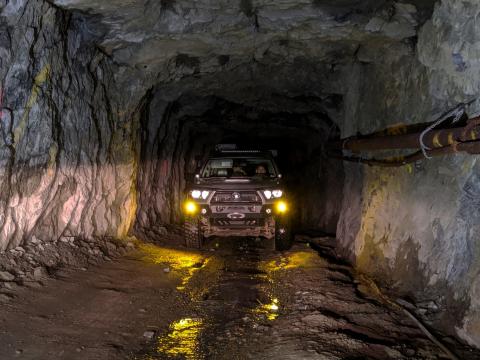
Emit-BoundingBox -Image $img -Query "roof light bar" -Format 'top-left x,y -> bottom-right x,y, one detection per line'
215,144 -> 237,151
219,150 -> 261,153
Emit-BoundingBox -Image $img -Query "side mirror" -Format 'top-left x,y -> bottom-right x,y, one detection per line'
194,155 -> 203,170
185,173 -> 199,183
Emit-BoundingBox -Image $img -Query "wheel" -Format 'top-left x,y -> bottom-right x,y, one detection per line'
274,217 -> 293,251
184,216 -> 204,249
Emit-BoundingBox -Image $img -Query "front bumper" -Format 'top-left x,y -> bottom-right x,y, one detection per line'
183,190 -> 288,239
200,215 -> 276,239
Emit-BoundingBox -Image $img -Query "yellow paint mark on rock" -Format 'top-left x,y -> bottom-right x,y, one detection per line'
14,65 -> 51,146
432,133 -> 442,148
386,123 -> 407,135
34,65 -> 50,85
354,168 -> 402,267
447,133 -> 454,145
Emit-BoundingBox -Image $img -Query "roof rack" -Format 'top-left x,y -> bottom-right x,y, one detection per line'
214,144 -> 277,156
215,144 -> 237,151
219,150 -> 262,153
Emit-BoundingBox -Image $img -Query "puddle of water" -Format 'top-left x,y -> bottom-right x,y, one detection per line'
139,244 -> 205,269
139,244 -> 207,290
156,317 -> 204,360
252,249 -> 321,322
254,297 -> 281,321
176,258 -> 210,291
260,250 -> 321,274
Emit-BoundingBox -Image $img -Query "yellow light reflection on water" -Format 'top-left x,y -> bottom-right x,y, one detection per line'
254,297 -> 280,321
139,244 -> 207,291
176,258 -> 210,291
260,251 -> 320,274
157,318 -> 204,360
139,244 -> 204,269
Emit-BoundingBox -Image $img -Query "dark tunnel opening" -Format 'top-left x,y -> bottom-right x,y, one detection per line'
134,95 -> 344,241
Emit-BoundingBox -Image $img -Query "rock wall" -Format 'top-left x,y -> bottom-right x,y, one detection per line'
4,0 -> 478,349
0,0 -> 142,251
336,0 -> 480,348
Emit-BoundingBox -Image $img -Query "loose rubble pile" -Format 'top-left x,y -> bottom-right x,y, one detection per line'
0,237 -> 135,302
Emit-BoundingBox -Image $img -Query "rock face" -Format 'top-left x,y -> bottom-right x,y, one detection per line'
49,0 -> 428,74
0,0 -> 143,251
336,0 -> 480,348
2,0 -> 480,352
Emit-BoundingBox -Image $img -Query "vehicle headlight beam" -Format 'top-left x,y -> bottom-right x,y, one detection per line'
264,190 -> 283,199
184,200 -> 198,215
275,200 -> 288,214
190,190 -> 210,199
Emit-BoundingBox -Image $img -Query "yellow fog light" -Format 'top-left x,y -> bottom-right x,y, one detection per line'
275,201 -> 288,214
184,200 -> 198,215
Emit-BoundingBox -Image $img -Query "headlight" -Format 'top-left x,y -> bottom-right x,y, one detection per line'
263,189 -> 283,199
184,200 -> 198,214
272,190 -> 283,198
275,200 -> 288,214
190,190 -> 210,199
191,190 -> 201,199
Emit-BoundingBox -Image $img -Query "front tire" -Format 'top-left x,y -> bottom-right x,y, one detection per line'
184,216 -> 203,249
274,217 -> 293,251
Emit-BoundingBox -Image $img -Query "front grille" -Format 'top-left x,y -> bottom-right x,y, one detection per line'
211,205 -> 261,214
212,218 -> 264,227
212,191 -> 261,204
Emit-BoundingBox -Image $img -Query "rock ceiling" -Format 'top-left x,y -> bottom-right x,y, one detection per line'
53,0 -> 434,70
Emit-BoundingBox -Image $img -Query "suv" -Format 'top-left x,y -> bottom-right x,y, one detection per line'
182,145 -> 292,250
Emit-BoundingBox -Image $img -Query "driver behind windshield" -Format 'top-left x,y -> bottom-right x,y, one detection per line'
255,164 -> 267,177
201,158 -> 275,178
232,164 -> 247,176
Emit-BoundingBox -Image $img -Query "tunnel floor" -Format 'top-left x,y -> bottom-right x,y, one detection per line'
0,238 -> 455,359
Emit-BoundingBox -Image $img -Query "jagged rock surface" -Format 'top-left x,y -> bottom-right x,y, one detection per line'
2,0 -> 480,353
0,0 -> 143,251
336,0 -> 480,349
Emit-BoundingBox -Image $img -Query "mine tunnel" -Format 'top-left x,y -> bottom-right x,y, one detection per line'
1,0 -> 480,359
135,93 -> 342,236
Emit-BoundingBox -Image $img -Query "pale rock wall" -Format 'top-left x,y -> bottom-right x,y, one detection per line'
337,0 -> 480,348
0,0 -> 141,251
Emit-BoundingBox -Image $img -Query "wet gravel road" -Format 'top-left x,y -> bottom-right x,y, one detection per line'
0,237 -> 464,359
139,237 -> 451,360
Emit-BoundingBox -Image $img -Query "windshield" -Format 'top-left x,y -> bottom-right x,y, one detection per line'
201,158 -> 277,178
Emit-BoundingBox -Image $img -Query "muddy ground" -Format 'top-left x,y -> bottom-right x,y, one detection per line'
0,237 -> 474,359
